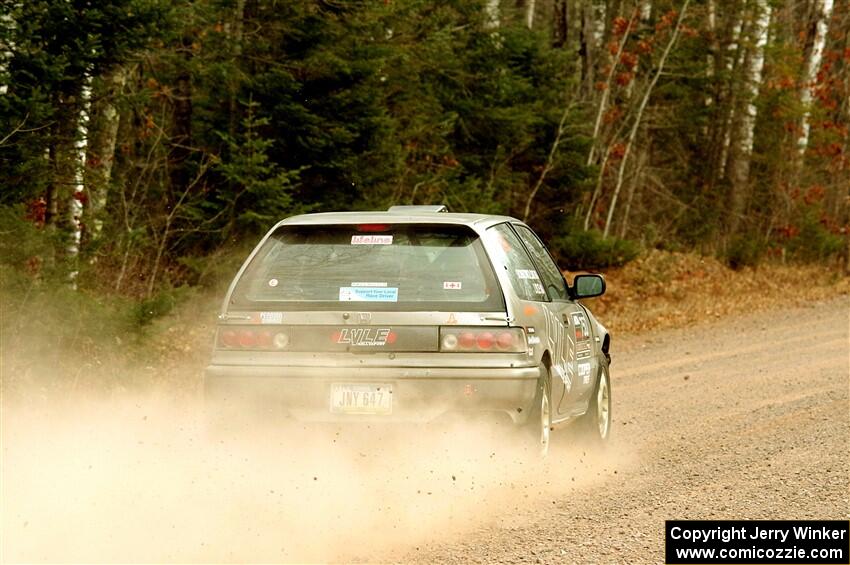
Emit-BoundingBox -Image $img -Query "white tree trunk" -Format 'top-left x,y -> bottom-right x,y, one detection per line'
523,102 -> 573,222
727,0 -> 771,235
84,65 -> 127,243
602,0 -> 692,238
797,0 -> 834,156
0,8 -> 13,96
706,0 -> 717,108
618,141 -> 649,238
592,0 -> 606,48
484,0 -> 500,29
718,13 -> 745,180
639,0 -> 651,21
525,0 -> 536,29
586,18 -> 634,168
67,76 -> 92,286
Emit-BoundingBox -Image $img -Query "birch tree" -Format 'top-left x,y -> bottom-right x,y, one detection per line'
797,0 -> 835,156
83,65 -> 127,245
485,0 -> 500,29
727,0 -> 771,236
603,0 -> 693,238
525,0 -> 536,29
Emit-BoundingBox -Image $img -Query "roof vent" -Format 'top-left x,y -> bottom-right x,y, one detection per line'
387,205 -> 449,213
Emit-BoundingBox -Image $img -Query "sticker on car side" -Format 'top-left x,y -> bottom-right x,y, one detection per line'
515,269 -> 540,280
260,311 -> 283,324
578,361 -> 592,385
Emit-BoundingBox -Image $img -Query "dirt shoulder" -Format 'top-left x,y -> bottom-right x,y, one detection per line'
406,296 -> 850,564
585,250 -> 850,333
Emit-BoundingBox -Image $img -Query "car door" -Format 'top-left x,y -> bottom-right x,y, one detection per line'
511,223 -> 592,418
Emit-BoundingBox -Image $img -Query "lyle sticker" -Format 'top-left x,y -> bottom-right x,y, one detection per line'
443,281 -> 462,290
516,269 -> 540,280
260,311 -> 283,324
351,235 -> 393,245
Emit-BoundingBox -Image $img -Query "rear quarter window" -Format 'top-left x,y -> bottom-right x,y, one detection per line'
484,223 -> 548,302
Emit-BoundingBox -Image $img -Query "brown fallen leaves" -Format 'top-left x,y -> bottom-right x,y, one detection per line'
576,250 -> 850,334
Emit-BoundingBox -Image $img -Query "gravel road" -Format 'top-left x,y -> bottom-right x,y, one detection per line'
408,297 -> 850,564
3,297 -> 847,563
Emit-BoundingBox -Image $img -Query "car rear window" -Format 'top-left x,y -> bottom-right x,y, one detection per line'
229,224 -> 505,311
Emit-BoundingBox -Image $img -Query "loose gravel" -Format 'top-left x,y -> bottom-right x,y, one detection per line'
407,297 -> 850,564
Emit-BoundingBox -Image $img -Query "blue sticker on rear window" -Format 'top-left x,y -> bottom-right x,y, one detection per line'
339,286 -> 399,302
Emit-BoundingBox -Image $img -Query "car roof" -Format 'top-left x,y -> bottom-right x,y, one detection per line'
277,211 -> 521,230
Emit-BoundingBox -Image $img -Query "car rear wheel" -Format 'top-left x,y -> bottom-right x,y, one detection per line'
578,364 -> 611,444
524,366 -> 552,457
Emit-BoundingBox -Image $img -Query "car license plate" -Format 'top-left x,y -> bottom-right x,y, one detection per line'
330,383 -> 393,415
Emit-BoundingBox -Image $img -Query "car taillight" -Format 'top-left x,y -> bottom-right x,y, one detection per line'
355,224 -> 391,232
218,327 -> 290,350
238,329 -> 256,348
459,332 -> 476,349
220,330 -> 239,348
496,331 -> 516,349
256,330 -> 273,348
439,327 -> 526,352
476,332 -> 494,349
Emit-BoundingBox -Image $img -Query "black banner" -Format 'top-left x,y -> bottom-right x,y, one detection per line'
666,520 -> 849,564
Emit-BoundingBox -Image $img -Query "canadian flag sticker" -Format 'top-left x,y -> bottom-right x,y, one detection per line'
443,281 -> 462,290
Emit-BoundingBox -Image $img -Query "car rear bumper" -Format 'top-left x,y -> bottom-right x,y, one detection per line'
204,364 -> 541,424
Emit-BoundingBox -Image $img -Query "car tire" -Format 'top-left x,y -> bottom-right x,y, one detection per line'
578,362 -> 611,445
524,365 -> 552,457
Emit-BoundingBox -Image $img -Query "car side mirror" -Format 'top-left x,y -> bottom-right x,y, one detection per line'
572,274 -> 605,299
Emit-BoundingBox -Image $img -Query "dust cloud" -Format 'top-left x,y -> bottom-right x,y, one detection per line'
2,381 -> 630,563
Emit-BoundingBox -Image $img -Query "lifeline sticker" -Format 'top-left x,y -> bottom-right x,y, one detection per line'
339,286 -> 399,302
443,281 -> 462,290
351,235 -> 393,245
260,311 -> 283,324
578,361 -> 592,385
268,278 -> 279,287
516,269 -> 540,280
351,281 -> 387,287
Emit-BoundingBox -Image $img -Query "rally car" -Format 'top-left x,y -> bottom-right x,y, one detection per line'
204,205 -> 611,454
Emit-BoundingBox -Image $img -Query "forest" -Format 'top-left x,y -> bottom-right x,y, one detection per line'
1,0 -> 848,303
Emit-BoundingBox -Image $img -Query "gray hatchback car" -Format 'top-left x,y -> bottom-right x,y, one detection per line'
205,206 -> 611,454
